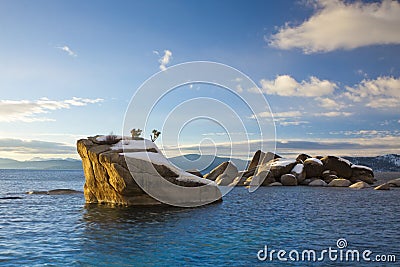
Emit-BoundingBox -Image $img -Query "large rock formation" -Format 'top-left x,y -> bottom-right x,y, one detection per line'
211,150 -> 376,189
77,136 -> 222,206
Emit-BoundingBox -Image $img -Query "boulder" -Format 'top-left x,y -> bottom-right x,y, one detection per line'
280,174 -> 298,186
322,174 -> 338,184
250,170 -> 275,186
296,153 -> 311,163
303,158 -> 324,178
291,164 -> 306,183
204,162 -> 229,181
350,165 -> 374,184
349,181 -> 371,189
215,162 -> 238,186
374,183 -> 390,190
256,159 -> 297,180
388,178 -> 400,187
213,162 -> 238,186
321,156 -> 352,179
269,182 -> 283,186
308,179 -> 327,187
247,150 -> 281,171
328,178 -> 352,187
77,136 -> 222,206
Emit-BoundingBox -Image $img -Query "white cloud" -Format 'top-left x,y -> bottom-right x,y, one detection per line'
344,76 -> 400,109
57,46 -> 77,57
269,0 -> 400,54
158,50 -> 172,71
251,110 -> 302,119
0,138 -> 75,154
257,75 -> 337,97
0,97 -> 103,122
315,97 -> 347,110
235,84 -> 244,93
279,120 -> 309,126
315,111 -> 352,117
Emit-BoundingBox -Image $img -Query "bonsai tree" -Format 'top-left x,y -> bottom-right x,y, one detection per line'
130,128 -> 142,139
150,129 -> 161,142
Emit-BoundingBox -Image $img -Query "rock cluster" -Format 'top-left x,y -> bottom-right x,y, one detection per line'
77,136 -> 222,206
204,150 -> 377,189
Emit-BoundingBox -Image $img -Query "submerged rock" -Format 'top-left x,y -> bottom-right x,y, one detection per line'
374,183 -> 390,190
349,181 -> 371,189
328,178 -> 352,187
388,178 -> 400,187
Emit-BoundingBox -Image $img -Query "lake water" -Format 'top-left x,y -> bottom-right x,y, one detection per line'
0,169 -> 399,266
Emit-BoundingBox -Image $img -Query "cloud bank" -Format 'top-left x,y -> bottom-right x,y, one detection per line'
0,97 -> 104,122
269,0 -> 400,53
256,75 -> 337,97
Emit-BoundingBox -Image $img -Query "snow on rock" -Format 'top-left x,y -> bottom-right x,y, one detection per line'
112,139 -> 158,151
122,150 -> 214,186
351,164 -> 373,172
269,159 -> 297,167
291,163 -> 304,174
304,158 -> 323,165
338,157 -> 352,166
95,135 -> 122,142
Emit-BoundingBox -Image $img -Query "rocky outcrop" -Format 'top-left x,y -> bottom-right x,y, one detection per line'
77,136 -> 222,206
202,150 -> 377,190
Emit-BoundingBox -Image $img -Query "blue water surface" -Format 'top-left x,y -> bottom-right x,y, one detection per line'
0,169 -> 399,266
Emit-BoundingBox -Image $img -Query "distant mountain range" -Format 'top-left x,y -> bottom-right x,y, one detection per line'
168,154 -> 249,175
343,154 -> 400,172
0,154 -> 399,173
0,158 -> 82,170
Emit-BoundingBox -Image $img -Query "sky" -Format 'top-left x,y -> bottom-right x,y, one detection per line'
0,0 -> 399,160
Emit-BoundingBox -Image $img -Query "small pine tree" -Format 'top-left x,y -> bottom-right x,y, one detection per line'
150,129 -> 161,142
130,128 -> 142,139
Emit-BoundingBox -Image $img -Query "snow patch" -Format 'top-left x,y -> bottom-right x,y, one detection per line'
338,157 -> 352,166
122,150 -> 214,186
291,163 -> 304,174
96,135 -> 122,142
111,139 -> 158,151
304,158 -> 323,165
351,164 -> 373,172
270,159 -> 296,167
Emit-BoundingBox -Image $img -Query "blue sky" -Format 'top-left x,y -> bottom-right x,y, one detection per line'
0,0 -> 399,160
